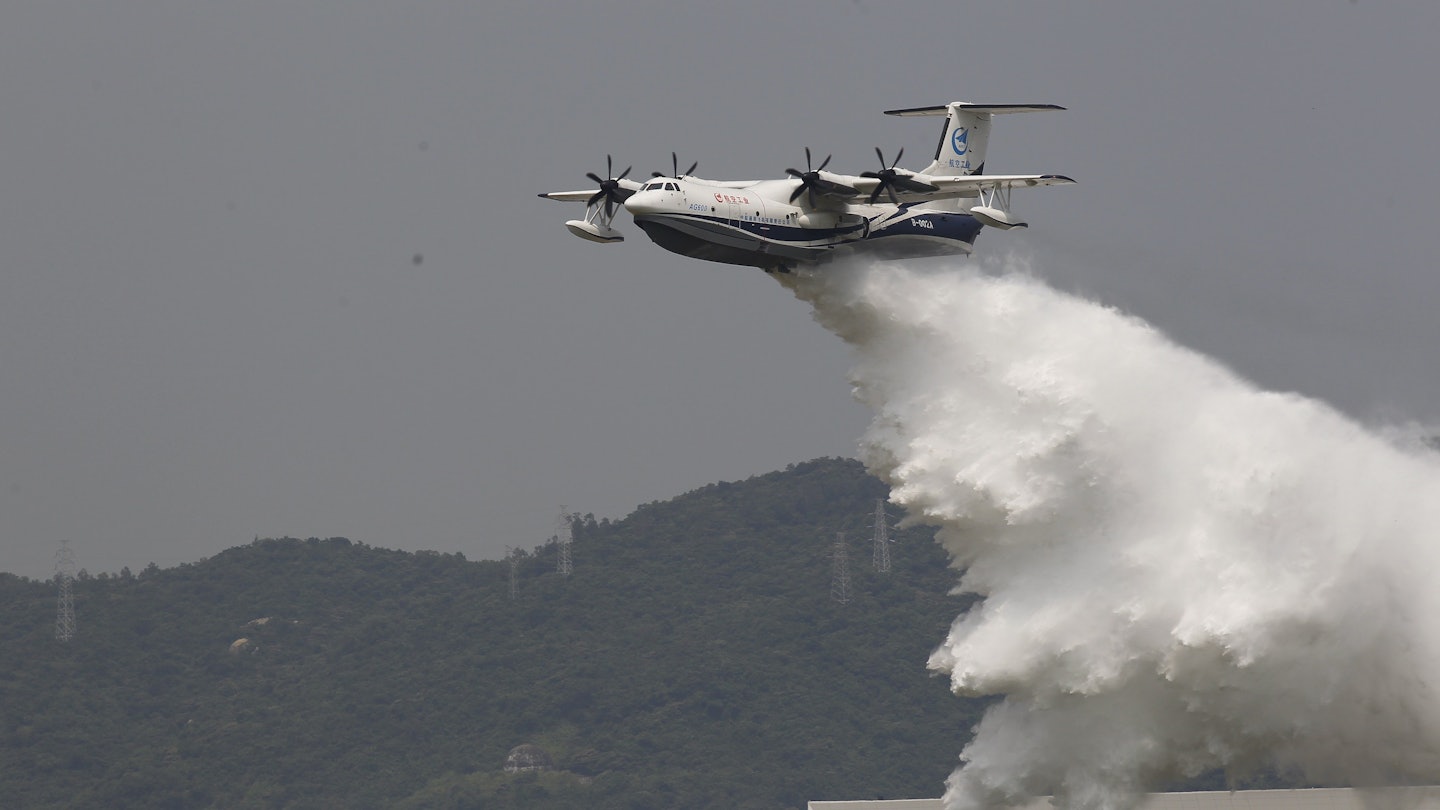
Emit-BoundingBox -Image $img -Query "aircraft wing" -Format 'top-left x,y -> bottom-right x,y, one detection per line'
538,189 -> 601,202
922,173 -> 1075,196
847,172 -> 1075,204
538,178 -> 644,203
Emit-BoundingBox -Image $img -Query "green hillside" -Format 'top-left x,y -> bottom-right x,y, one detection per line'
0,458 -> 986,809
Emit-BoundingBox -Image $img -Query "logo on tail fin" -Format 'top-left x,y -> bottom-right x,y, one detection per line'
951,128 -> 969,156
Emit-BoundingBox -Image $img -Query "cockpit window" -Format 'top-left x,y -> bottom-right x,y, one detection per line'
665,182 -> 677,191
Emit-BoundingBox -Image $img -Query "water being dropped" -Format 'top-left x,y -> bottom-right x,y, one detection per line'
785,256 -> 1440,810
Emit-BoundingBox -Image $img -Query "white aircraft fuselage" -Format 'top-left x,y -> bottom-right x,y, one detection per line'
542,102 -> 1072,274
623,176 -> 983,271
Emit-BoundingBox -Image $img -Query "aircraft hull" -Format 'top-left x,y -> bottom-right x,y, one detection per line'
633,213 -> 834,270
633,210 -> 981,271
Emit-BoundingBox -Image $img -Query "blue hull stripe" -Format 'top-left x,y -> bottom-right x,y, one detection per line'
632,209 -> 984,269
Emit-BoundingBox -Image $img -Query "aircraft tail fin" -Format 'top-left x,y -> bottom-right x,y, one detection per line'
885,103 -> 1064,176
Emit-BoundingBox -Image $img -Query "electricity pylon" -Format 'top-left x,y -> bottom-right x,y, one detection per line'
872,499 -> 892,573
831,532 -> 851,605
555,506 -> 572,576
54,541 -> 76,642
506,546 -> 519,601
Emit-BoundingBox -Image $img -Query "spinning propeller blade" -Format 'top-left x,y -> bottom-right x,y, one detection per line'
652,152 -> 698,179
584,155 -> 632,218
785,148 -> 854,207
860,147 -> 937,204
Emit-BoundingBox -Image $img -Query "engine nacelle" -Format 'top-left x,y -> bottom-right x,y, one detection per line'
795,212 -> 838,229
565,220 -> 624,243
969,206 -> 1028,230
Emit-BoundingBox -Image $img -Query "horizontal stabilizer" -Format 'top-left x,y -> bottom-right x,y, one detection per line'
885,102 -> 1066,176
885,103 -> 1065,117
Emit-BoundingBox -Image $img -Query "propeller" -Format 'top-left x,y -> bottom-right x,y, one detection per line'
860,147 -> 938,204
585,155 -> 632,219
652,152 -> 697,179
785,148 -> 857,207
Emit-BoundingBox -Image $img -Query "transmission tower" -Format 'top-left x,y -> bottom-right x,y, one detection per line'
555,506 -> 573,576
830,532 -> 851,605
506,546 -> 519,601
54,541 -> 76,642
872,499 -> 892,573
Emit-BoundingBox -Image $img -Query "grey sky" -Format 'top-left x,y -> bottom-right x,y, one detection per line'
3,2 -> 1436,580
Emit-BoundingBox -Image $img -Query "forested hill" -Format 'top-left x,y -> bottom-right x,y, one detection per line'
0,458 -> 986,810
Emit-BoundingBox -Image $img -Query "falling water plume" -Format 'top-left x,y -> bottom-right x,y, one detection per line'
783,255 -> 1440,810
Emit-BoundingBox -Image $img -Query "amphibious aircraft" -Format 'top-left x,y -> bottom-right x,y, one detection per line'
538,102 -> 1073,273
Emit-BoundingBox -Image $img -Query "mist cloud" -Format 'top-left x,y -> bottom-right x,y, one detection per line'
787,256 -> 1440,810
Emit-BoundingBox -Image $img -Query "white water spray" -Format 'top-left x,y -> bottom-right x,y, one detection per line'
786,256 -> 1440,810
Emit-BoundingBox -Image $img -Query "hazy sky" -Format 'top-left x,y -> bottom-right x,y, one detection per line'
3,1 -> 1437,580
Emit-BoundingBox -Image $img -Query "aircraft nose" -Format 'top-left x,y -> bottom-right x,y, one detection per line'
623,189 -> 662,215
